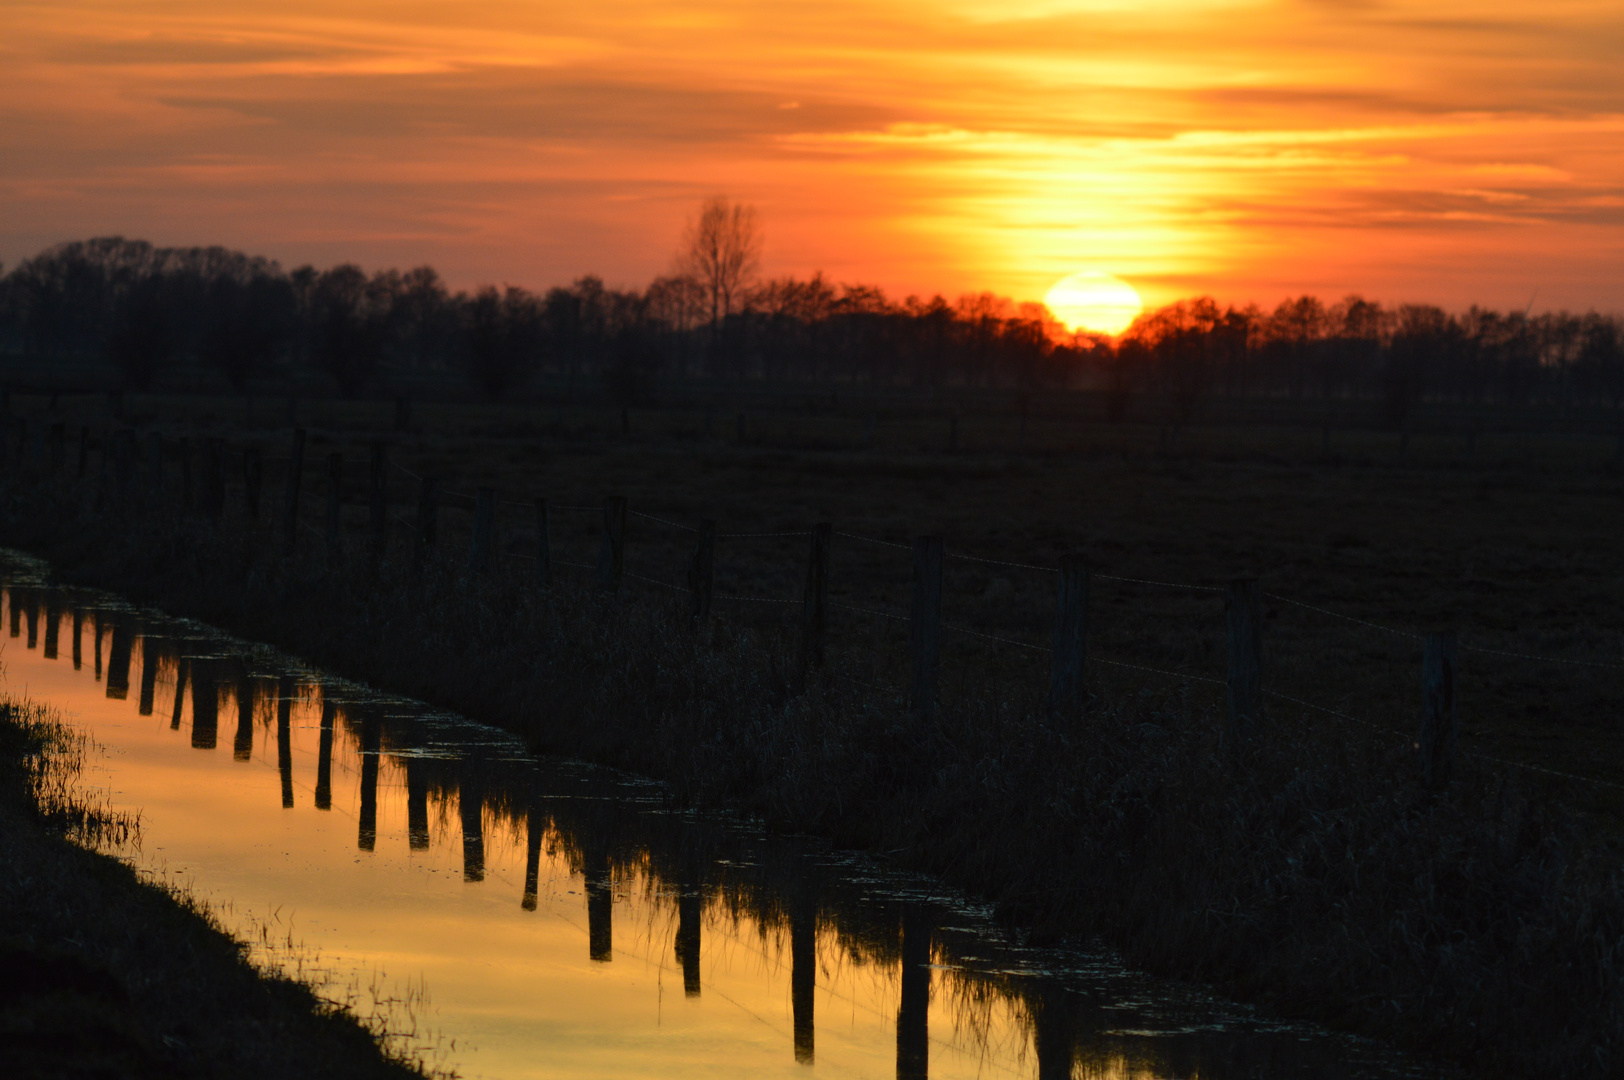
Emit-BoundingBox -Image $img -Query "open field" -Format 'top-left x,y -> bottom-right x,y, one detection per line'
20,384 -> 1622,815
4,385 -> 1624,1077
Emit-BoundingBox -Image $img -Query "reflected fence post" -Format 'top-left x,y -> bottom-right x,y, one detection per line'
43,593 -> 59,660
24,590 -> 38,650
315,696 -> 335,811
676,877 -> 703,997
106,619 -> 133,699
460,765 -> 485,881
358,713 -> 380,851
897,905 -> 931,1080
170,656 -> 188,731
138,634 -> 159,715
1031,983 -> 1078,1080
585,840 -> 613,962
791,889 -> 816,1064
277,675 -> 294,809
71,607 -> 82,670
521,801 -> 543,911
190,659 -> 218,750
233,669 -> 256,762
407,758 -> 430,851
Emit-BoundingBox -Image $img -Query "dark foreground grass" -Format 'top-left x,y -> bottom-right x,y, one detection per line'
0,694 -> 433,1080
5,471 -> 1624,1079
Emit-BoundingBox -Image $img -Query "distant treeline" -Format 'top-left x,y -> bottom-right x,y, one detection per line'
1,237 -> 1621,422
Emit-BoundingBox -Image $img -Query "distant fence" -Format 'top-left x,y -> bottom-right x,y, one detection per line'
4,413 -> 1621,801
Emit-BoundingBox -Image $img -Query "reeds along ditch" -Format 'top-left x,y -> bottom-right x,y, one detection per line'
3,467 -> 1623,1080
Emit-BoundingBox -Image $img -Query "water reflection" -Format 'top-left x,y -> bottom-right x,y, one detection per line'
0,577 -> 1436,1080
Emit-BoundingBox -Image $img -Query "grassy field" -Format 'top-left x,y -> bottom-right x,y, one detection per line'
4,385 -> 1624,1077
43,385 -> 1622,815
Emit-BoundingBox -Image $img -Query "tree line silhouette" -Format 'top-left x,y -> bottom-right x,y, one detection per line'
1,235 -> 1620,420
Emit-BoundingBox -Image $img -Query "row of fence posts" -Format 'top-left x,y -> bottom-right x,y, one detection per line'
3,418 -> 1460,794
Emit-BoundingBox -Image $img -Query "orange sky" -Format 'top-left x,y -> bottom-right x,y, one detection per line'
1,1 -> 1620,311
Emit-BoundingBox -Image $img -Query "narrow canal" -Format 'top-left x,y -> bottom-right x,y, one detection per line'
1,554 -> 1437,1079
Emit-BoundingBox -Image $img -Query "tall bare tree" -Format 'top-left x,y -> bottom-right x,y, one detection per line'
676,196 -> 762,331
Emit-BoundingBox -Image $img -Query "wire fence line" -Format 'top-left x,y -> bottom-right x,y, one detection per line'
59,431 -> 1624,798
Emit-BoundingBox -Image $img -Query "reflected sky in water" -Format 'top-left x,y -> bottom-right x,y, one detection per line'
0,564 -> 1438,1080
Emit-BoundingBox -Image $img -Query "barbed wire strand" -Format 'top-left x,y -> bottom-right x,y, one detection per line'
946,553 -> 1057,575
1265,593 -> 1422,640
830,600 -> 909,622
835,531 -> 911,552
629,510 -> 698,533
1097,573 -> 1224,594
719,531 -> 812,539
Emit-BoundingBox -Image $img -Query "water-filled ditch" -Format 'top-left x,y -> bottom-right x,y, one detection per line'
0,552 -> 1438,1079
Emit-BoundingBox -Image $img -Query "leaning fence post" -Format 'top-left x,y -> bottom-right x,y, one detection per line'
1420,632 -> 1458,792
798,523 -> 832,681
1225,578 -> 1263,746
281,428 -> 305,551
242,445 -> 262,518
324,452 -> 343,560
535,498 -> 552,587
688,519 -> 716,620
909,536 -> 944,722
469,487 -> 495,574
368,442 -> 388,561
596,496 -> 627,593
1048,554 -> 1089,721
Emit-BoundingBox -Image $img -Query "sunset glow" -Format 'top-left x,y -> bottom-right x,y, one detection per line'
1045,272 -> 1144,336
1,1 -> 1620,309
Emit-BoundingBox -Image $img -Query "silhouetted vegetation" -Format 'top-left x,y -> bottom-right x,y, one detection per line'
1,236 -> 1619,413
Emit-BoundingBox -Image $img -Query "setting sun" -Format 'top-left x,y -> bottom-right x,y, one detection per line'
1043,272 -> 1143,336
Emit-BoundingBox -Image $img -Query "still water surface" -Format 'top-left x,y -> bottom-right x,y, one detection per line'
0,556 -> 1436,1080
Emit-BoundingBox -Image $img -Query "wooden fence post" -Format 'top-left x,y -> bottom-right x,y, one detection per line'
368,442 -> 387,561
416,475 -> 439,555
281,428 -> 305,551
324,452 -> 343,560
1420,632 -> 1458,792
202,437 -> 225,519
1225,578 -> 1263,746
535,498 -> 552,587
596,496 -> 627,593
469,487 -> 495,574
114,429 -> 136,506
49,422 -> 65,474
144,431 -> 162,498
178,437 -> 192,509
688,519 -> 715,620
798,523 -> 831,681
1048,554 -> 1089,721
909,536 -> 944,722
242,445 -> 262,518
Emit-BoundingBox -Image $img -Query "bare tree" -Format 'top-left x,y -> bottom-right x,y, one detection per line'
676,196 -> 762,331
